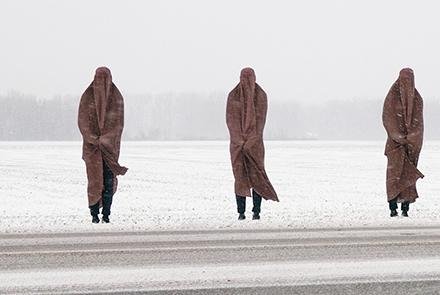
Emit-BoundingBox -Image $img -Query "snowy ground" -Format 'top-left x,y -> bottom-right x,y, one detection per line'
1,141 -> 440,233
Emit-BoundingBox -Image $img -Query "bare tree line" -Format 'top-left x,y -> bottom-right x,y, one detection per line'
1,92 -> 439,140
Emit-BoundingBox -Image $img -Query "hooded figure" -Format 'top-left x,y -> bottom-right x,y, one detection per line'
78,67 -> 128,223
382,68 -> 424,217
226,68 -> 278,220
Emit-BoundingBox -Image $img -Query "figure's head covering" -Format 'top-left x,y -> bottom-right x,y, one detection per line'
239,67 -> 257,135
93,67 -> 112,130
398,68 -> 415,128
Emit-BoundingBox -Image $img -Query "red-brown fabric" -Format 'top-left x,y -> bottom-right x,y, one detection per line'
78,67 -> 128,206
382,68 -> 424,203
226,68 -> 278,201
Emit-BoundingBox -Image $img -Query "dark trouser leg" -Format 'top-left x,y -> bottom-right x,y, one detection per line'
401,201 -> 410,212
89,202 -> 100,217
252,190 -> 262,214
236,195 -> 246,214
388,197 -> 398,211
102,161 -> 114,217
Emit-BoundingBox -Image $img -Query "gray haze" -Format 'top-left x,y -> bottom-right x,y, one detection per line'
1,0 -> 440,102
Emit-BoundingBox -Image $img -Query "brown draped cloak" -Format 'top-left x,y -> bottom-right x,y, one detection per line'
382,68 -> 424,203
78,67 -> 128,206
226,68 -> 278,201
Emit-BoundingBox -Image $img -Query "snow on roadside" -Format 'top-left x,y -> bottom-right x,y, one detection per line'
0,141 -> 439,234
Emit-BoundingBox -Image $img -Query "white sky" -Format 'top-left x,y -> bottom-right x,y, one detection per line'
0,0 -> 439,102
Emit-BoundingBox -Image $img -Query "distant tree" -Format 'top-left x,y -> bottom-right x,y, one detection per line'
0,92 -> 438,141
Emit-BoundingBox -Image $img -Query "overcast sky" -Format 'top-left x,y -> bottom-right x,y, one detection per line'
1,0 -> 439,103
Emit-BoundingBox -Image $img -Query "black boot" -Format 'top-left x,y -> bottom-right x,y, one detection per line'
401,201 -> 409,217
102,215 -> 110,223
92,215 -> 100,223
389,197 -> 398,217
252,189 -> 262,220
89,202 -> 100,223
236,195 -> 246,220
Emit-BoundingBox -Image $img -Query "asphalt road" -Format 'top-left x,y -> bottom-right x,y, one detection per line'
1,226 -> 439,294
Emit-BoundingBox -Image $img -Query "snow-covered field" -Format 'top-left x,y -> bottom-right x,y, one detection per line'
1,141 -> 439,233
